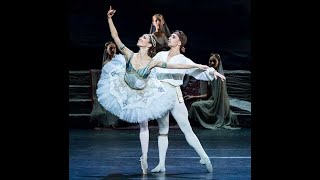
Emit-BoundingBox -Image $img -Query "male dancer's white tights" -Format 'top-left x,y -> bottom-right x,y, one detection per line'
151,99 -> 212,173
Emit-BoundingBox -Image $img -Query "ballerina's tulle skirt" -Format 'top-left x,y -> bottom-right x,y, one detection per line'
96,54 -> 175,123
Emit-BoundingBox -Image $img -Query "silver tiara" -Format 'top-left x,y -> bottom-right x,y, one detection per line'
149,34 -> 156,47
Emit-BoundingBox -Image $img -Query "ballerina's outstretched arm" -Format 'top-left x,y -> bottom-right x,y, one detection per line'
106,6 -> 131,61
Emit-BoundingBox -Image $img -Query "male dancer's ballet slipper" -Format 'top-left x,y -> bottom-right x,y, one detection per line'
200,158 -> 213,173
151,165 -> 166,173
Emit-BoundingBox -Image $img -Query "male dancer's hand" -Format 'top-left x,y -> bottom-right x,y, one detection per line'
209,68 -> 226,81
215,71 -> 226,81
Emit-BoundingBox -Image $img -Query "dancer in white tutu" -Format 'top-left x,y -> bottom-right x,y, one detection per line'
96,6 -> 209,174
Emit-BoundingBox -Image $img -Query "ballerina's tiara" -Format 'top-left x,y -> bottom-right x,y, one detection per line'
149,34 -> 156,47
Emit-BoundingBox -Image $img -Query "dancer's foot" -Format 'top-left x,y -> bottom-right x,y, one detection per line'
200,158 -> 213,173
140,156 -> 148,174
151,164 -> 166,173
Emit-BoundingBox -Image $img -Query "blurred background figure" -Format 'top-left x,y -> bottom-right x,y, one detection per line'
90,41 -> 119,129
149,14 -> 171,53
102,41 -> 117,65
185,53 -> 240,130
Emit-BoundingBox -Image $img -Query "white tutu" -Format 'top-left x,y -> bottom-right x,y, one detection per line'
96,54 -> 175,123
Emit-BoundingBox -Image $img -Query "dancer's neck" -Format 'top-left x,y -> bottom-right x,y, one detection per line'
138,48 -> 149,60
168,48 -> 180,57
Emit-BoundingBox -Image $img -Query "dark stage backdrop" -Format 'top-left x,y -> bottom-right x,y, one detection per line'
68,0 -> 251,70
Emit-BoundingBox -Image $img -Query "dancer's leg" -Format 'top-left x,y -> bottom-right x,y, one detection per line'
171,101 -> 213,172
151,113 -> 169,173
139,121 -> 149,174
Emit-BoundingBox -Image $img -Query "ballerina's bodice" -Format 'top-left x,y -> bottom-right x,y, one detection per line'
124,55 -> 152,90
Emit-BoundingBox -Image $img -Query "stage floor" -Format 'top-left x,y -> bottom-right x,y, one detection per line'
69,127 -> 251,180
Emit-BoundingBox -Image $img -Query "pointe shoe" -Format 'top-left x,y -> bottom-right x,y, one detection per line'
200,158 -> 213,173
151,165 -> 166,173
140,156 -> 148,174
